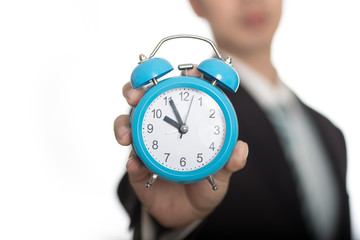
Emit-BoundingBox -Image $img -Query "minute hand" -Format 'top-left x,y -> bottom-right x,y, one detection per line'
169,99 -> 184,126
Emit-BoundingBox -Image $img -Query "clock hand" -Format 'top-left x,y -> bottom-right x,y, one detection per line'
169,99 -> 188,138
180,95 -> 194,139
165,130 -> 179,135
169,99 -> 184,126
184,95 -> 194,124
163,116 -> 181,130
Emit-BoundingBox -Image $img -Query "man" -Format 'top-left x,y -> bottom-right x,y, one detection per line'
114,0 -> 350,239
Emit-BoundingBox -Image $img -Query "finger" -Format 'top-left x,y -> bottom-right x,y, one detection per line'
180,64 -> 203,78
126,150 -> 151,184
122,81 -> 146,107
215,141 -> 248,182
114,115 -> 132,146
224,140 -> 248,172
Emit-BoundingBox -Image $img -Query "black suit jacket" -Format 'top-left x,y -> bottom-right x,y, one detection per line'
118,86 -> 351,239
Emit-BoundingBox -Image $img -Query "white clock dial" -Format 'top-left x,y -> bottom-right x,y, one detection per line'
142,87 -> 226,171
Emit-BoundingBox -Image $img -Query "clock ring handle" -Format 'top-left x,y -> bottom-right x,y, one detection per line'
132,34 -> 239,92
148,34 -> 223,60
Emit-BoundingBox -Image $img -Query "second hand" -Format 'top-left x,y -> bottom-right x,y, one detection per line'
180,95 -> 194,138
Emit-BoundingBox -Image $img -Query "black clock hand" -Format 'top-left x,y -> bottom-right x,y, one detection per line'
169,99 -> 184,126
163,116 -> 181,130
169,99 -> 189,138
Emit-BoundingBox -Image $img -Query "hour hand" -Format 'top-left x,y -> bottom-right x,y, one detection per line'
163,116 -> 180,130
169,99 -> 184,126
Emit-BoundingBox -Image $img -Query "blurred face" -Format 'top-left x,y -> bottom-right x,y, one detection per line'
190,0 -> 282,55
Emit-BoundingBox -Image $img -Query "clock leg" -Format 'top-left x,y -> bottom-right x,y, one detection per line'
145,174 -> 158,189
207,175 -> 218,191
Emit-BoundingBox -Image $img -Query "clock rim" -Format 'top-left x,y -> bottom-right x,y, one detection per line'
131,76 -> 238,183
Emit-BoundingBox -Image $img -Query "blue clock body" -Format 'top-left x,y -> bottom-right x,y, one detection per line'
128,35 -> 240,187
131,74 -> 239,183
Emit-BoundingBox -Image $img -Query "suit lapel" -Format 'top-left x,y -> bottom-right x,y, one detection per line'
301,103 -> 350,239
227,87 -> 298,191
225,85 -> 308,232
303,105 -> 347,184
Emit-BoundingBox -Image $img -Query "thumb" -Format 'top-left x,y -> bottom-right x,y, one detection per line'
214,141 -> 248,183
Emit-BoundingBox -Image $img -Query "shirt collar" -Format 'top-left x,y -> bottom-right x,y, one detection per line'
219,50 -> 296,111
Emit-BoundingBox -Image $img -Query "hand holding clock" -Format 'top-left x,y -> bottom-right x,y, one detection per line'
114,68 -> 248,229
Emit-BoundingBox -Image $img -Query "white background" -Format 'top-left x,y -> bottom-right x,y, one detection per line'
0,1 -> 359,239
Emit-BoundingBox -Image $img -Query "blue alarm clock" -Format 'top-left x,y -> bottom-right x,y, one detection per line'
130,35 -> 239,190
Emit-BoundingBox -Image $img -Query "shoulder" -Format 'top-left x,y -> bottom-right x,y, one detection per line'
302,103 -> 347,180
304,104 -> 345,145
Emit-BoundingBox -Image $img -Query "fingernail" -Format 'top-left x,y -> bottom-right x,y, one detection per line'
117,126 -> 129,140
126,88 -> 137,101
126,157 -> 134,168
244,142 -> 249,159
126,156 -> 140,172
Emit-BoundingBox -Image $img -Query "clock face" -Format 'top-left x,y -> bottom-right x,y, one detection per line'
142,87 -> 226,171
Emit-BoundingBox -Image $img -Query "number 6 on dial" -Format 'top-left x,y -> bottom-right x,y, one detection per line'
130,35 -> 239,190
